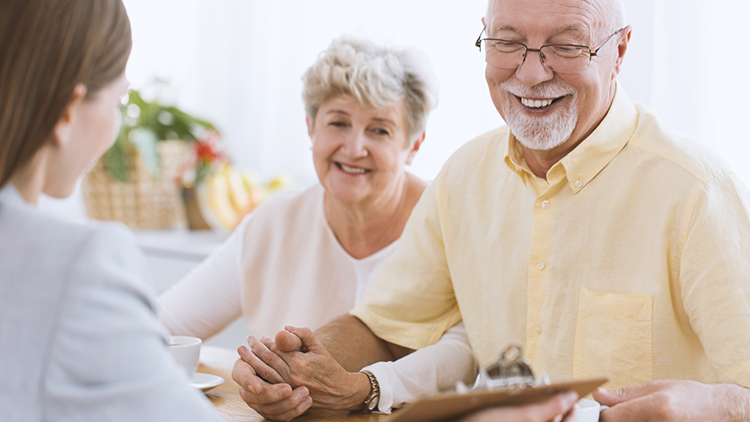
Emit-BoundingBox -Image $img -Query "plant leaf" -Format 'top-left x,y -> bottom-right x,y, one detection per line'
104,134 -> 129,182
129,128 -> 160,179
99,88 -> 221,181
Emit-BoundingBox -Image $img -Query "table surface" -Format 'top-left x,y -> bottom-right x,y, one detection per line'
199,346 -> 390,422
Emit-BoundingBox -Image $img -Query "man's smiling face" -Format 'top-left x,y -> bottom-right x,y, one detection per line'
483,0 -> 625,153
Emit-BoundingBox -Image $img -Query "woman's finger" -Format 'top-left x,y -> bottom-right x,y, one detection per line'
561,403 -> 578,422
531,391 -> 579,421
284,326 -> 323,353
252,386 -> 311,420
246,336 -> 286,384
276,329 -> 303,353
238,382 -> 293,406
232,352 -> 264,394
273,395 -> 313,422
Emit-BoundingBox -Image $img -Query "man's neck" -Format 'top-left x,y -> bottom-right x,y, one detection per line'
523,93 -> 618,179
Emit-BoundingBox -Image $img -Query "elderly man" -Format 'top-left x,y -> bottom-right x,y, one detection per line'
234,0 -> 750,420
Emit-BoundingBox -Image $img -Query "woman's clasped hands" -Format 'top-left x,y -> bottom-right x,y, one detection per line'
232,326 -> 371,421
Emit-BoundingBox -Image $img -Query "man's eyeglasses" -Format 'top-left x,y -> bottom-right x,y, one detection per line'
475,27 -> 623,74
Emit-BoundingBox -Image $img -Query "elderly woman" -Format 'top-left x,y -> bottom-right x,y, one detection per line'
160,35 -> 437,339
0,0 -> 220,420
158,35 -> 476,418
160,35 -> 434,339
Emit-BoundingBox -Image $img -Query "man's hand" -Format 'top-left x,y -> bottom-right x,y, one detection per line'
246,326 -> 372,411
231,345 -> 312,421
593,379 -> 750,422
461,392 -> 579,422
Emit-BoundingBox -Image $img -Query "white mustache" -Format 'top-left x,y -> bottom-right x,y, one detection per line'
500,79 -> 575,99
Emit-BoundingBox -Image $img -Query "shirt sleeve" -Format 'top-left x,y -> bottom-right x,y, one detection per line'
679,172 -> 750,387
363,322 -> 477,414
351,168 -> 462,350
45,226 -> 222,422
158,217 -> 247,340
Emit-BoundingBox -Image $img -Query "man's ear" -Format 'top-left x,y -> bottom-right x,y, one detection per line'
51,83 -> 87,147
612,25 -> 632,79
406,131 -> 426,166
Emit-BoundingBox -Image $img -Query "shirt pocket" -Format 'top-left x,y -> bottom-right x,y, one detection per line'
573,287 -> 653,390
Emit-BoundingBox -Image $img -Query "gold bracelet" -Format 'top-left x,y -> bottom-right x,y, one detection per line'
360,370 -> 380,413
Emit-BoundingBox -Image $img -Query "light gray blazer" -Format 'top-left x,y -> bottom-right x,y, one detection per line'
0,186 -> 221,422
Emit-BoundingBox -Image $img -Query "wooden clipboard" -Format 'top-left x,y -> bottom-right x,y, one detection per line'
387,377 -> 608,422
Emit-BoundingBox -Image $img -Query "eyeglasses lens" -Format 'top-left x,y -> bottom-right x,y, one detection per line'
482,40 -> 591,74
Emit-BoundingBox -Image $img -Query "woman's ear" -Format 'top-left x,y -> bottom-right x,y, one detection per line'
50,83 -> 87,147
306,116 -> 313,137
406,131 -> 426,166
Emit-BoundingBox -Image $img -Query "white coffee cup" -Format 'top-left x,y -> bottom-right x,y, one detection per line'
577,398 -> 602,422
168,335 -> 202,379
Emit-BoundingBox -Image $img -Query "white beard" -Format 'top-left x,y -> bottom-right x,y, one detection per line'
500,79 -> 578,151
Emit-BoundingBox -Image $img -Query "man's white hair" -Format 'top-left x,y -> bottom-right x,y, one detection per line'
485,0 -> 627,34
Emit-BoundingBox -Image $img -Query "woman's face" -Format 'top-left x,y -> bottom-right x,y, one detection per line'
311,95 -> 421,206
45,73 -> 129,198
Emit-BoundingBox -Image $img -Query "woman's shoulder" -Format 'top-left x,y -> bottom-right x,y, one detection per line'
25,221 -> 217,420
0,210 -> 157,354
0,208 -> 158,404
0,203 -> 149,296
0,204 -> 130,261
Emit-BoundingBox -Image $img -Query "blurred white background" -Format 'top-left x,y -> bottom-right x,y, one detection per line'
41,0 -> 750,217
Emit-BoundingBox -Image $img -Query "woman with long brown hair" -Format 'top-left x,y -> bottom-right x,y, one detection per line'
0,1 -> 219,420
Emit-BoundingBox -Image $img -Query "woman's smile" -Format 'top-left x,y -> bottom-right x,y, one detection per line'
334,162 -> 372,175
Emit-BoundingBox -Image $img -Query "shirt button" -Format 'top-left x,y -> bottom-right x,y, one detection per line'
536,262 -> 545,270
534,324 -> 542,334
574,179 -> 582,188
541,200 -> 550,209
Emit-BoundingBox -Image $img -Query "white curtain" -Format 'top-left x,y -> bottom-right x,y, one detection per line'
40,0 -> 750,216
619,0 -> 750,184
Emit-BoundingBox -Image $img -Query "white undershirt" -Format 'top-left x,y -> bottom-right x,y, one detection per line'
158,184 -> 476,412
350,242 -> 398,303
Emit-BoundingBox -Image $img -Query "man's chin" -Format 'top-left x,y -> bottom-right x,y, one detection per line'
512,131 -> 568,151
505,106 -> 577,151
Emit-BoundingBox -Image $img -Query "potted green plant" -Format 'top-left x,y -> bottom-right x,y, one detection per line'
82,89 -> 220,229
105,89 -> 218,182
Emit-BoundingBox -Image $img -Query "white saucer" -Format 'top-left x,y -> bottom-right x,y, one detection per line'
190,372 -> 224,392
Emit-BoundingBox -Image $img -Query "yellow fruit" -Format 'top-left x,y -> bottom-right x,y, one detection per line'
267,173 -> 293,192
223,165 -> 251,214
197,173 -> 240,232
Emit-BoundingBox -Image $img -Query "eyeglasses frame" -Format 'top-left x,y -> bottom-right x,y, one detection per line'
474,26 -> 624,69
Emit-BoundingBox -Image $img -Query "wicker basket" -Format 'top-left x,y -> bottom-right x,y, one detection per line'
82,140 -> 189,230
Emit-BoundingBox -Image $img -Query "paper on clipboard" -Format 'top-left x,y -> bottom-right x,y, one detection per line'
386,377 -> 608,422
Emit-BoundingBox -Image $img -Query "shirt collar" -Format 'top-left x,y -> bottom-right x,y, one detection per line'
504,82 -> 638,193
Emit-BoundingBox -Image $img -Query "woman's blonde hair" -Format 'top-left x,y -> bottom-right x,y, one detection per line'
0,0 -> 132,189
302,34 -> 439,142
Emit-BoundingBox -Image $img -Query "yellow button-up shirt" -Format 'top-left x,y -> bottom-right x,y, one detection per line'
352,87 -> 750,389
